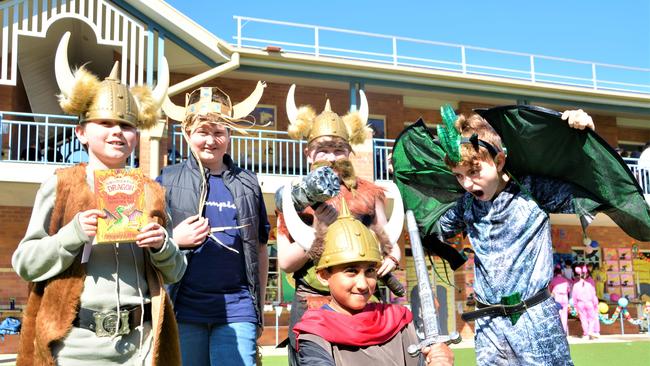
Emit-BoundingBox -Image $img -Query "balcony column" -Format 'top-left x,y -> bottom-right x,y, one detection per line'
348,81 -> 374,181
140,120 -> 168,178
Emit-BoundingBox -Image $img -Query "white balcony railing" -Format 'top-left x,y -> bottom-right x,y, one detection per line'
0,111 -> 135,167
234,16 -> 650,95
2,112 -> 649,192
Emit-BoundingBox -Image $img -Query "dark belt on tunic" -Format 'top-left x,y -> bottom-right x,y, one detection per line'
73,303 -> 152,337
461,287 -> 551,322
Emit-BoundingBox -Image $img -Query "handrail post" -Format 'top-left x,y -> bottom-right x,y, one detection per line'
392,37 -> 398,66
461,46 -> 467,74
258,131 -> 263,173
237,16 -> 242,48
314,27 -> 319,57
530,55 -> 536,83
0,113 -> 3,160
44,115 -> 49,162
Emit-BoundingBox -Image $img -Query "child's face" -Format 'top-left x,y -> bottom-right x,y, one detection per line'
75,120 -> 137,169
189,122 -> 230,167
305,136 -> 351,165
317,262 -> 378,315
451,154 -> 506,201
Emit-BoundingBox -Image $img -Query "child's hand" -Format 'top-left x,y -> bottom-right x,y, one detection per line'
172,215 -> 210,248
422,343 -> 454,366
136,222 -> 166,251
377,257 -> 397,277
78,209 -> 106,237
312,203 -> 338,232
561,109 -> 595,131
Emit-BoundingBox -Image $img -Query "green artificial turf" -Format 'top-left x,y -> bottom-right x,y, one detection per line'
262,341 -> 650,366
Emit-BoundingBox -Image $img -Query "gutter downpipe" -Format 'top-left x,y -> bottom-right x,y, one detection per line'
148,52 -> 241,178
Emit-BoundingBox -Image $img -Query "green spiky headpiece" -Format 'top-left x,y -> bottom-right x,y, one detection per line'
436,104 -> 505,163
437,104 -> 462,163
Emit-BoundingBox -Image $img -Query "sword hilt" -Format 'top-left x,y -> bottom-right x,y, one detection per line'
407,332 -> 462,357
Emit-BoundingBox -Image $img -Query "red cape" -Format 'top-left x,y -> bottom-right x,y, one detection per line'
293,303 -> 413,351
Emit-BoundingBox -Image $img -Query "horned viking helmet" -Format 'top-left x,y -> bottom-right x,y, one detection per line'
55,32 -> 168,129
163,81 -> 266,134
316,198 -> 383,270
285,84 -> 371,145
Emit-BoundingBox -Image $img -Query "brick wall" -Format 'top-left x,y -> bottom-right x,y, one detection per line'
619,127 -> 650,145
0,206 -> 32,308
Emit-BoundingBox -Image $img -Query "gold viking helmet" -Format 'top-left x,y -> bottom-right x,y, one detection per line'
285,84 -> 372,146
316,198 -> 383,271
55,32 -> 169,130
162,82 -> 267,135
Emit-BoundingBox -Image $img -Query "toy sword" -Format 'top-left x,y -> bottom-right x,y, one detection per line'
406,210 -> 461,357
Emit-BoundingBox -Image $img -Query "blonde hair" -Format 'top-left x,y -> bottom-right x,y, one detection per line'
445,114 -> 503,168
183,113 -> 232,135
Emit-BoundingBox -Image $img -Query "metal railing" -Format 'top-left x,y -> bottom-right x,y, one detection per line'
2,112 -> 649,194
625,158 -> 650,195
234,16 -> 650,95
169,125 -> 310,176
0,111 -> 135,166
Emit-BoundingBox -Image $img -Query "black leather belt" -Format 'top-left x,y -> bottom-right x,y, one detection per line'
73,303 -> 152,337
461,287 -> 551,322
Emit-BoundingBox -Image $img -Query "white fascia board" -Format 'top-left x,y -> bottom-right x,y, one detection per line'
127,0 -> 233,63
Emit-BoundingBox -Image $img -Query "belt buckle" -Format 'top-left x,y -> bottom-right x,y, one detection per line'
93,310 -> 130,337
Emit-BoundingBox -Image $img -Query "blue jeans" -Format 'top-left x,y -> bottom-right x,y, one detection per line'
178,321 -> 257,366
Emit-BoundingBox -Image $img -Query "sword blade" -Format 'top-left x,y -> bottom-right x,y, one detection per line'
406,210 -> 440,340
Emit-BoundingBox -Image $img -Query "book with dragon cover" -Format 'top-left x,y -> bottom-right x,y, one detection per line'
94,168 -> 146,244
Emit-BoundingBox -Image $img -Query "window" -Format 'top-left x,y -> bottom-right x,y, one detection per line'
265,242 -> 281,304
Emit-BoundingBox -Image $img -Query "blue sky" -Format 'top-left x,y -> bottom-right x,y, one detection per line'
166,0 -> 650,68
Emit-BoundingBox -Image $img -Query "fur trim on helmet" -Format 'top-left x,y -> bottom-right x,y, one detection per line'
131,86 -> 160,130
374,227 -> 393,256
288,106 -> 316,140
343,112 -> 372,145
58,67 -> 100,116
307,225 -> 328,261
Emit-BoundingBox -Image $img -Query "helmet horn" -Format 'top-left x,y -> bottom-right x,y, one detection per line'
286,84 -> 298,125
357,89 -> 369,125
55,31 -> 76,98
282,184 -> 315,251
385,186 -> 405,245
232,81 -> 266,119
151,57 -> 170,111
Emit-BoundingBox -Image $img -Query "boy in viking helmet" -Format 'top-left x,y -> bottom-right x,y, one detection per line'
158,82 -> 269,366
293,199 -> 454,366
12,32 -> 186,365
277,84 -> 404,364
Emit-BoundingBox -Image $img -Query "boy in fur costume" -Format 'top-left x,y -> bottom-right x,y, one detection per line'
11,32 -> 185,365
293,199 -> 454,366
277,85 -> 404,365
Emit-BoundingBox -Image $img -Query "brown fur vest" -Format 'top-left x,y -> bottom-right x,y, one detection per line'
17,164 -> 181,366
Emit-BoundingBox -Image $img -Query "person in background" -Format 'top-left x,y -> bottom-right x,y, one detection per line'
571,264 -> 599,339
562,260 -> 575,282
550,266 -> 571,334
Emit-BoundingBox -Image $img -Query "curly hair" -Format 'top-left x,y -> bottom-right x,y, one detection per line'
445,113 -> 504,169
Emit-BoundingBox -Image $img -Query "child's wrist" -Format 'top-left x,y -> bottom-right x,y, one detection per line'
385,254 -> 400,269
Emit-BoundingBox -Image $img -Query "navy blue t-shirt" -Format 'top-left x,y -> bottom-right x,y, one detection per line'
175,174 -> 257,324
